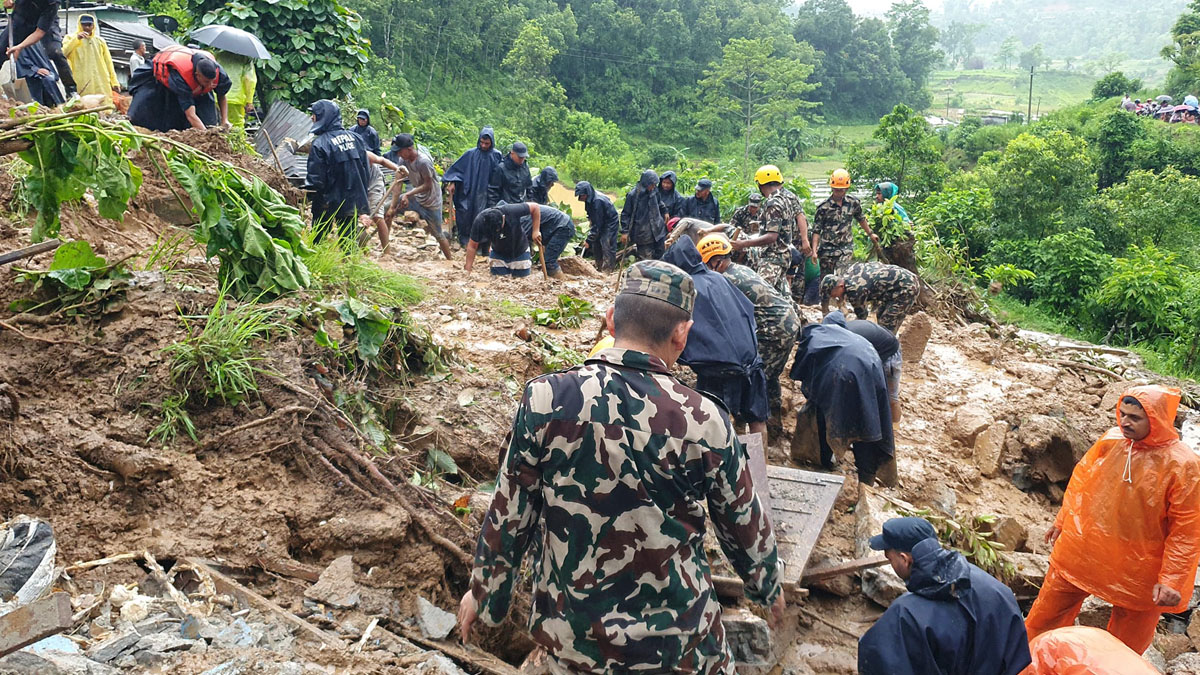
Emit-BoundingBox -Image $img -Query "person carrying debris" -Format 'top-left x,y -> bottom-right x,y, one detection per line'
698,233 -> 799,428
0,0 -> 77,97
526,166 -> 558,205
305,99 -> 370,243
813,168 -> 876,284
679,177 -> 720,223
858,517 -> 1032,675
385,133 -> 453,260
575,181 -> 619,272
728,192 -> 764,235
361,152 -> 403,252
820,261 -> 919,333
487,141 -> 532,208
443,127 -> 502,249
464,201 -> 568,277
732,165 -> 809,303
351,109 -> 381,155
620,169 -> 668,261
663,236 -> 770,451
127,45 -> 231,132
62,14 -> 118,96
873,182 -> 917,273
459,260 -> 784,673
789,311 -> 893,488
1025,385 -> 1200,655
218,51 -> 258,130
657,170 -> 685,221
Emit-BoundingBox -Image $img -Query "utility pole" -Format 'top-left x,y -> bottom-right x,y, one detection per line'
1027,66 -> 1035,124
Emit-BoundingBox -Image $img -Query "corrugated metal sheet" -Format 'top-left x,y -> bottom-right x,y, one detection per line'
255,101 -> 313,185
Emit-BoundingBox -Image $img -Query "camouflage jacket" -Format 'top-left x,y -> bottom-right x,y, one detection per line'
727,205 -> 761,235
813,195 -> 864,248
469,347 -> 781,674
760,187 -> 804,256
841,261 -> 919,305
722,263 -> 800,345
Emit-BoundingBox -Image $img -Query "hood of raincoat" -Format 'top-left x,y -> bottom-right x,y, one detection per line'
310,100 -> 342,135
355,109 -> 370,124
1024,626 -> 1160,675
659,170 -> 678,190
662,236 -> 759,369
574,181 -> 595,202
478,126 -> 495,149
638,169 -> 659,190
875,182 -> 898,200
535,166 -> 558,185
75,14 -> 102,37
1117,384 -> 1182,449
906,537 -> 972,601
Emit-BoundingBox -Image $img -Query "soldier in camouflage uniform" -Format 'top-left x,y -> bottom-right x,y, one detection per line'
700,234 -> 801,415
733,165 -> 810,304
812,169 -> 878,311
821,261 -> 919,333
727,193 -> 763,235
459,260 -> 784,675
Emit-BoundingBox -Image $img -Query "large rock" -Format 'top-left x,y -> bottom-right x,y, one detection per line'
898,311 -> 932,363
722,609 -> 771,666
805,551 -> 856,598
973,422 -> 1008,478
980,515 -> 1028,553
1006,552 -> 1049,596
948,407 -> 993,446
1077,596 -> 1113,628
416,597 -> 456,640
1015,415 -> 1090,486
1167,652 -> 1200,674
1145,646 -> 1168,674
855,493 -> 908,607
414,653 -> 469,675
305,555 -> 361,609
790,404 -> 822,466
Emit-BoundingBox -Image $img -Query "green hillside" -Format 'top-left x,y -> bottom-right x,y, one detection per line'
929,69 -> 1098,116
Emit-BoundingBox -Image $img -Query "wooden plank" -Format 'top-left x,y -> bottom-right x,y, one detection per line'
255,556 -> 321,583
737,433 -> 770,509
800,554 -> 888,584
392,624 -> 521,675
0,592 -> 73,657
711,574 -> 808,601
183,557 -> 346,650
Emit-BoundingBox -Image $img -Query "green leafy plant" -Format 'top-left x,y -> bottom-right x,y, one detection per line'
530,295 -> 594,329
147,394 -> 197,445
195,0 -> 370,107
864,197 -> 911,248
311,298 -> 451,381
528,329 -> 585,372
303,235 -> 424,307
898,506 -> 1016,582
12,240 -> 132,318
164,290 -> 289,405
984,264 -> 1035,296
1092,244 -> 1185,340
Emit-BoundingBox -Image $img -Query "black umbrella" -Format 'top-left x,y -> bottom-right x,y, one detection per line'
190,25 -> 271,59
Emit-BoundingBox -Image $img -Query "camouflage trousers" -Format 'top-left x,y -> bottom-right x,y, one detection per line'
760,330 -> 797,411
818,244 -> 854,277
755,250 -> 804,304
852,276 -> 919,333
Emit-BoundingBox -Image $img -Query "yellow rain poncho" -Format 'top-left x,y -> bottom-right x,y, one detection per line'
62,15 -> 120,96
218,52 -> 257,128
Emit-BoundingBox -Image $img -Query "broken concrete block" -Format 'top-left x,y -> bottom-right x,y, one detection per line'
980,515 -> 1028,553
927,483 -> 957,517
212,619 -> 257,649
86,630 -> 141,663
897,311 -> 932,363
721,609 -> 770,666
805,552 -> 856,598
416,597 -> 456,640
855,493 -> 910,607
948,406 -> 992,446
305,555 -> 360,609
973,421 -> 1008,478
1076,596 -> 1112,628
1167,652 -> 1200,674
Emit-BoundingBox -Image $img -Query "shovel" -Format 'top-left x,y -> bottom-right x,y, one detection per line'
2,7 -> 32,103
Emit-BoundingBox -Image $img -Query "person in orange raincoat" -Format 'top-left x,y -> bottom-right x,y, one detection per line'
1021,626 -> 1159,674
1025,385 -> 1200,654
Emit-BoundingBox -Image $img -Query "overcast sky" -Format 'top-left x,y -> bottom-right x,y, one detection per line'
839,0 -> 945,16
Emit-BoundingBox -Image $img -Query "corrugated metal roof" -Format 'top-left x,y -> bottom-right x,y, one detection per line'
255,101 -> 313,184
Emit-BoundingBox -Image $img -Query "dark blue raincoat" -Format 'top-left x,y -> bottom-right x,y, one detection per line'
859,538 -> 1032,675
305,99 -> 370,226
443,127 -> 502,241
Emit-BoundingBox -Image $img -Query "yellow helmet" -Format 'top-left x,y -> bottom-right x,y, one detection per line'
829,168 -> 852,189
588,335 -> 614,358
755,164 -> 783,186
697,233 -> 733,263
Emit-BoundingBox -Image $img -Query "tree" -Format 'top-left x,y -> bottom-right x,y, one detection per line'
1162,4 -> 1200,97
941,21 -> 983,69
997,36 -> 1020,70
196,0 -> 369,106
1092,72 -> 1143,101
1093,109 -> 1146,188
697,36 -> 818,169
980,130 -> 1095,241
887,0 -> 943,103
847,104 -> 948,203
1018,43 -> 1045,71
1103,167 -> 1200,255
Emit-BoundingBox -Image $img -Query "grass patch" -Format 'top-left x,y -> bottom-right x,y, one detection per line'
498,299 -> 531,318
928,69 -> 1096,116
147,394 -> 197,445
303,235 -> 424,308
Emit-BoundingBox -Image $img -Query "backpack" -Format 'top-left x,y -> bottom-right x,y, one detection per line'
490,210 -> 529,259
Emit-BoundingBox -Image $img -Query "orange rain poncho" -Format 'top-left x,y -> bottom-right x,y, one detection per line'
1050,385 -> 1200,612
1020,626 -> 1159,675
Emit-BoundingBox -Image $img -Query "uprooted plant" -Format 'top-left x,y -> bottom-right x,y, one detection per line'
530,294 -> 594,329
897,505 -> 1017,583
3,107 -> 310,300
11,240 -> 133,319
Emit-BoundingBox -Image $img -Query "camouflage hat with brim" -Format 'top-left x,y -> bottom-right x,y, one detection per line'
820,273 -> 841,298
748,193 -> 764,203
620,261 -> 695,315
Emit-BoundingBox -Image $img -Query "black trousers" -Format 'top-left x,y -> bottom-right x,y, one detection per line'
815,407 -> 889,485
0,24 -> 76,94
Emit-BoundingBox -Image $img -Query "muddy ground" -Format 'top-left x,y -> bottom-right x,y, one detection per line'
0,129 -> 1198,673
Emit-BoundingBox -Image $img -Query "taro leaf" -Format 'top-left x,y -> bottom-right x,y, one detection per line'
50,241 -> 107,271
48,267 -> 93,290
355,316 -> 390,360
95,153 -> 140,221
427,448 -> 459,476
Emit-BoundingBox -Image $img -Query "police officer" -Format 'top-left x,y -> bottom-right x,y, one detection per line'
459,260 -> 783,674
821,261 -> 919,333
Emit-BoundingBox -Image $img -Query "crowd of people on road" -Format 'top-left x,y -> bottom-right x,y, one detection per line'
1123,93 -> 1200,123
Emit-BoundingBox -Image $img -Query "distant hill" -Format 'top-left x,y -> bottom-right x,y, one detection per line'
928,69 -> 1097,117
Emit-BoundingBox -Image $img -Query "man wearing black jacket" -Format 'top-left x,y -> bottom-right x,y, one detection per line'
620,170 -> 668,261
680,178 -> 720,223
576,181 -> 619,272
351,109 -> 381,155
527,166 -> 558,205
487,141 -> 532,207
306,99 -> 370,243
0,0 -> 76,96
657,170 -> 685,221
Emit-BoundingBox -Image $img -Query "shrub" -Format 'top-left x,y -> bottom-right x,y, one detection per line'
1029,229 -> 1111,314
1091,244 -> 1185,340
562,144 -> 638,190
1091,71 -> 1143,101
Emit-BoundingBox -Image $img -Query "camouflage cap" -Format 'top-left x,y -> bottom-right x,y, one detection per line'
748,193 -> 764,204
619,261 -> 695,315
820,273 -> 842,298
